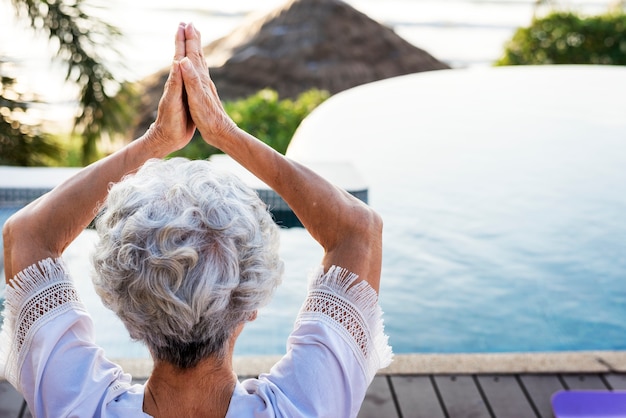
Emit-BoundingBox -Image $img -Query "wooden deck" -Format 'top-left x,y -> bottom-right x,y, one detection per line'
359,372 -> 626,418
2,371 -> 625,417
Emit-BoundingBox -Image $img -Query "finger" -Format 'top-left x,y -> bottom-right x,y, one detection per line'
180,58 -> 205,130
184,23 -> 206,67
174,23 -> 186,61
160,61 -> 183,109
169,61 -> 182,94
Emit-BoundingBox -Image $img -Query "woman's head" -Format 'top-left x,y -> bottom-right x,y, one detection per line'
92,158 -> 283,368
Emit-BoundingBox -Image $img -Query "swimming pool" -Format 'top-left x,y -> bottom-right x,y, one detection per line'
1,66 -> 625,359
287,66 -> 626,356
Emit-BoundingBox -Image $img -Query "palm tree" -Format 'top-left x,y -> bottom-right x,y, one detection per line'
1,0 -> 134,166
0,59 -> 60,166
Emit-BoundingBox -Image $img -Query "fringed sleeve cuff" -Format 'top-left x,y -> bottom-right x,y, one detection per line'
0,258 -> 84,387
296,265 -> 393,381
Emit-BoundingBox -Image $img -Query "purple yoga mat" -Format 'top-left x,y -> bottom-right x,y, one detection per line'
552,390 -> 626,418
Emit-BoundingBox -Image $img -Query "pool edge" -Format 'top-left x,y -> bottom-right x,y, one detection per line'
378,351 -> 626,375
102,351 -> 626,378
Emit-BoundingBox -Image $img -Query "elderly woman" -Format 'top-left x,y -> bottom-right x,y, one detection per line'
1,23 -> 391,417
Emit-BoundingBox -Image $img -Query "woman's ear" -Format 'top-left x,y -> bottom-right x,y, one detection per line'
248,311 -> 258,322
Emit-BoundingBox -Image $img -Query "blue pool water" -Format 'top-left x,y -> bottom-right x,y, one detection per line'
1,142 -> 625,360
286,66 -> 626,357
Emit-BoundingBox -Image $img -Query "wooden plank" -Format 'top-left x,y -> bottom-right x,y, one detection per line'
391,375 -> 445,418
561,374 -> 609,390
357,375 -> 398,418
478,375 -> 536,418
605,374 -> 626,390
434,375 -> 491,418
21,402 -> 33,418
520,374 -> 565,418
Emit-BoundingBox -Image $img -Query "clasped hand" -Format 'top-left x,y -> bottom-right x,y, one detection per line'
146,22 -> 237,156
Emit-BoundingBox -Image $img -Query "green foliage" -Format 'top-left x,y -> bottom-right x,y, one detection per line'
170,88 -> 329,160
0,117 -> 60,167
42,132 -> 89,167
7,0 -> 136,166
0,62 -> 61,166
226,88 -> 330,155
168,130 -> 220,161
496,10 -> 626,66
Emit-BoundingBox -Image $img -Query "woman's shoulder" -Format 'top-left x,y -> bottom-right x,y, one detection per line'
223,266 -> 393,418
105,383 -> 152,418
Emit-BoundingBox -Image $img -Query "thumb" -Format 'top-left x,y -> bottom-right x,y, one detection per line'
157,61 -> 182,112
166,61 -> 183,93
180,57 -> 200,89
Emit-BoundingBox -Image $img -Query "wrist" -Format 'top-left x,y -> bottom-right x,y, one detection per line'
139,124 -> 178,159
198,120 -> 240,152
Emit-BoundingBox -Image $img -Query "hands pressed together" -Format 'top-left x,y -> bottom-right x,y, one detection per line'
147,22 -> 238,156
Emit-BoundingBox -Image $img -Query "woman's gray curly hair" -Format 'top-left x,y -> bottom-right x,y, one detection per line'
92,158 -> 283,369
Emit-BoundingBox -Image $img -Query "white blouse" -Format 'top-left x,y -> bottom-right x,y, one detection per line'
0,258 -> 392,417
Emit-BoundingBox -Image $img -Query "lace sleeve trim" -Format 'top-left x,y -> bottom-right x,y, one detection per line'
0,258 -> 84,387
296,265 -> 393,380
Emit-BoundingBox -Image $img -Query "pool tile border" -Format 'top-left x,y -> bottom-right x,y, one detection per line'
108,351 -> 626,379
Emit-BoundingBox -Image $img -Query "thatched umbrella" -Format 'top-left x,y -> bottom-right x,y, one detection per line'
133,0 -> 449,137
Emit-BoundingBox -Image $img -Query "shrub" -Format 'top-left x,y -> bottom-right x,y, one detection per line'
170,88 -> 329,160
495,10 -> 626,66
167,130 -> 220,161
0,64 -> 62,166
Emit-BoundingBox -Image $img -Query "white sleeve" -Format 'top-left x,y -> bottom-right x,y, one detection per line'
0,258 -> 133,418
232,266 -> 392,418
295,265 -> 393,380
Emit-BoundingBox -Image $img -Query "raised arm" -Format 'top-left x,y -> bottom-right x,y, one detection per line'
179,24 -> 382,292
3,24 -> 195,283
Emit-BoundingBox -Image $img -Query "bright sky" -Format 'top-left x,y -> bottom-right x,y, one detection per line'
0,0 -> 618,128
